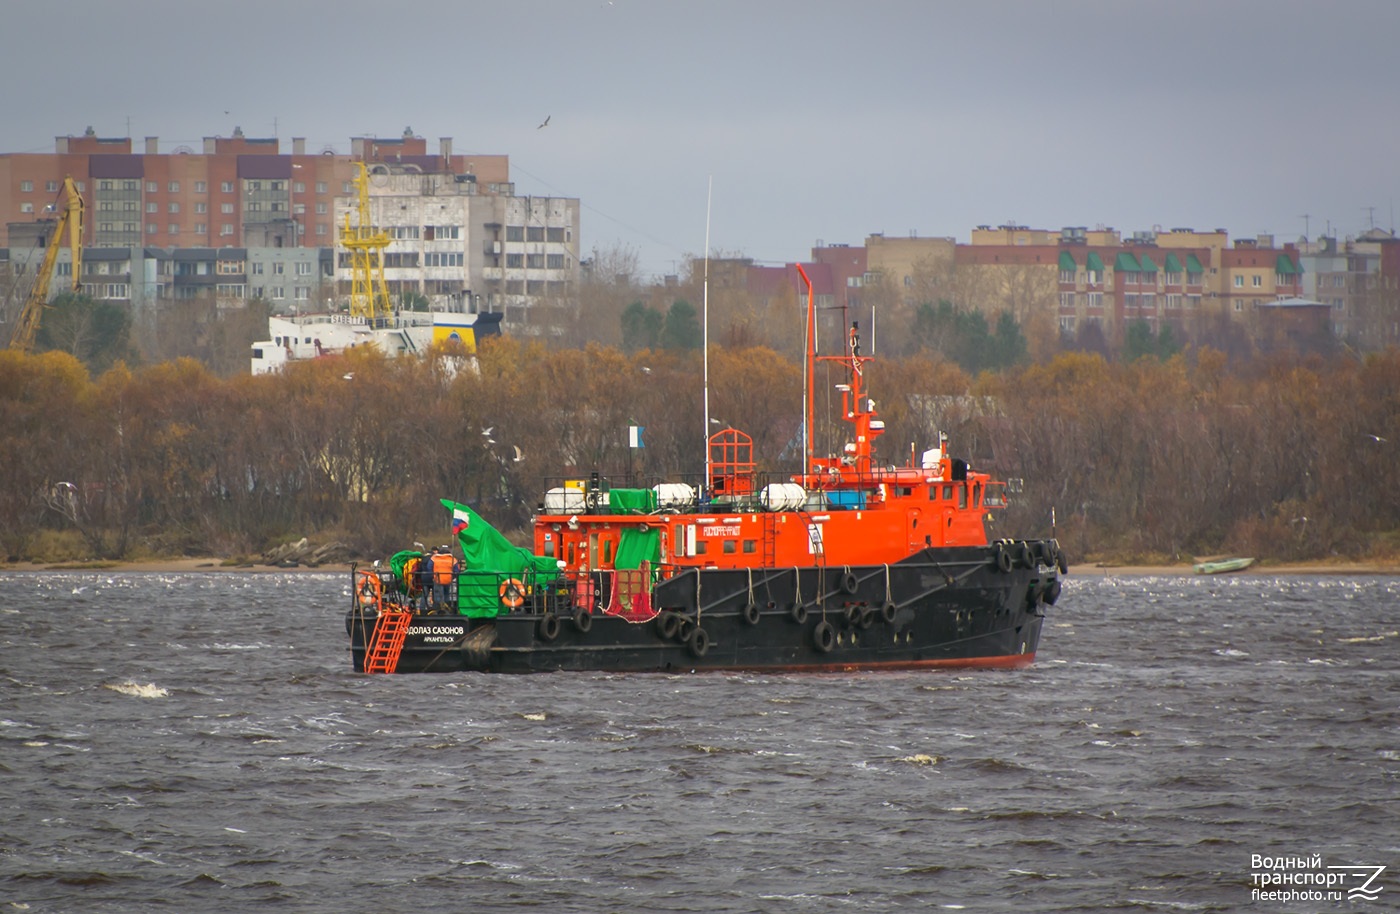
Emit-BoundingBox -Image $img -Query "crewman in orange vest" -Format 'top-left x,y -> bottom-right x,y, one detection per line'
429,545 -> 460,612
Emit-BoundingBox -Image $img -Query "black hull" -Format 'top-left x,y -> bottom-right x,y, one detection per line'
345,542 -> 1062,674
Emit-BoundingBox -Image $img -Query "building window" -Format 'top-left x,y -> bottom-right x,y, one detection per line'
272,262 -> 284,275
169,202 -> 180,213
547,253 -> 566,270
271,286 -> 285,300
168,181 -> 179,192
1234,275 -> 1244,288
195,181 -> 207,193
45,180 -> 58,192
295,287 -> 310,300
316,224 -> 327,236
506,225 -> 524,242
194,223 -> 206,234
147,182 -> 158,193
220,224 -> 233,236
147,202 -> 158,213
296,261 -> 311,275
316,181 -> 327,194
19,180 -> 33,192
1252,275 -> 1262,288
20,202 -> 33,213
168,223 -> 179,234
526,254 -> 545,269
506,253 -> 524,268
527,226 -> 545,242
315,202 -> 327,215
221,203 -> 234,214
547,227 -> 565,243
124,201 -> 137,211
99,180 -> 113,191
294,181 -> 305,193
251,262 -> 264,274
221,181 -> 234,193
194,202 -> 207,214
147,223 -> 157,234
1059,292 -> 1075,309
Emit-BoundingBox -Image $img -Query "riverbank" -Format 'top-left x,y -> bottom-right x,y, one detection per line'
3,558 -> 1399,576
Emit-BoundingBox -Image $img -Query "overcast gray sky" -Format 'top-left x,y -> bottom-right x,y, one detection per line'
9,0 -> 1399,278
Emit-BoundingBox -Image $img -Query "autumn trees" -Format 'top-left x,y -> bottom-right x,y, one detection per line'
1,341 -> 1398,565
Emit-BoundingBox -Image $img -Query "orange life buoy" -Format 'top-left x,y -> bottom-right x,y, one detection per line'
357,570 -> 383,611
499,578 -> 526,609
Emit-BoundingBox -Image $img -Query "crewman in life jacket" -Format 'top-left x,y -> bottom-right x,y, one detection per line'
429,545 -> 460,612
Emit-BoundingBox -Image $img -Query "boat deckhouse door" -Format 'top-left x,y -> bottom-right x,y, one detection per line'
589,532 -> 600,569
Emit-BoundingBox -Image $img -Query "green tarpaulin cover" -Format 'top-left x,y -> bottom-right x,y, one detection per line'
614,526 -> 661,570
608,488 -> 658,515
441,498 -> 559,618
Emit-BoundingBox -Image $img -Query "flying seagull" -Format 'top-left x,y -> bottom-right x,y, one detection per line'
1366,434 -> 1387,443
537,115 -> 550,129
481,426 -> 494,437
512,445 -> 524,463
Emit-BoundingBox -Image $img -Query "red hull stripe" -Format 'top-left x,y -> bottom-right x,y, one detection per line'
725,653 -> 1036,674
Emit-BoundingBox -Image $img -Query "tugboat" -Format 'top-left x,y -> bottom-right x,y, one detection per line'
346,271 -> 1066,674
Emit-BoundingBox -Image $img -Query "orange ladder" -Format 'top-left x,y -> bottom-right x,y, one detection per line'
364,610 -> 412,673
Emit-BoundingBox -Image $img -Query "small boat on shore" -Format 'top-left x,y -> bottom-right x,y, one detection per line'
345,269 -> 1066,674
1193,557 -> 1255,575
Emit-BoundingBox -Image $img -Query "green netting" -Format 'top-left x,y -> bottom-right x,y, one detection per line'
441,498 -> 559,618
615,526 -> 660,570
609,488 -> 658,515
388,549 -> 424,593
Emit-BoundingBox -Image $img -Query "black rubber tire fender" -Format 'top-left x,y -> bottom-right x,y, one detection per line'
881,601 -> 898,624
839,571 -> 859,595
687,626 -> 709,658
789,602 -> 808,624
740,602 -> 760,625
995,545 -> 1014,574
572,608 -> 593,633
813,620 -> 836,653
537,612 -> 561,642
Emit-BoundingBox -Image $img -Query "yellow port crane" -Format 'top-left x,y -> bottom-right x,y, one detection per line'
8,176 -> 84,353
339,162 -> 393,323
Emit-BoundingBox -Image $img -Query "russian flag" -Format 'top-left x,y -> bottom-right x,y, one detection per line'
452,508 -> 471,535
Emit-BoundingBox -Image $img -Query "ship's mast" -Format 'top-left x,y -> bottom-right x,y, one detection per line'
796,263 -> 815,474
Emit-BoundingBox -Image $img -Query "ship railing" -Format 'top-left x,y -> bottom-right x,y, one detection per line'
454,564 -> 668,623
534,469 -> 910,514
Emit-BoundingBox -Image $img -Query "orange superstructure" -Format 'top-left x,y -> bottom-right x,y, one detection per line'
532,265 -> 1001,576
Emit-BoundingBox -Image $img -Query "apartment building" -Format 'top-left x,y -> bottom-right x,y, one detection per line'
2,126 -> 576,329
337,170 -> 580,325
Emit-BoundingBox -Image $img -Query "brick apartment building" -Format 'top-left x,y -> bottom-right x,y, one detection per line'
1,126 -> 579,325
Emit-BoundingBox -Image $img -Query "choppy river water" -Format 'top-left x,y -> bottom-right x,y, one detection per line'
2,571 -> 1397,912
